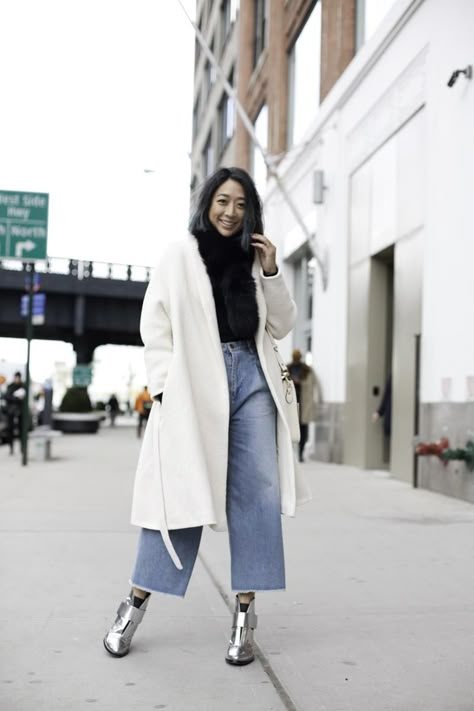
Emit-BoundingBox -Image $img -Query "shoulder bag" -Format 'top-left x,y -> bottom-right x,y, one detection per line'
266,329 -> 300,443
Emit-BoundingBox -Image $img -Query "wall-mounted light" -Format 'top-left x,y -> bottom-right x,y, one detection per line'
312,170 -> 328,204
447,65 -> 472,88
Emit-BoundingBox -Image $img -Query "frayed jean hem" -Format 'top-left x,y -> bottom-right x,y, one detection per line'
128,579 -> 186,598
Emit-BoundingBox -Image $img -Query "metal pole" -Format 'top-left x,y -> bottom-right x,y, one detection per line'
21,262 -> 34,466
413,333 -> 421,488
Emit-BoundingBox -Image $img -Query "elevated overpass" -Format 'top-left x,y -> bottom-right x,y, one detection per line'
0,257 -> 152,363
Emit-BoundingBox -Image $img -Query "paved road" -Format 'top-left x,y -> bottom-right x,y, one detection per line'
1,423 -> 474,710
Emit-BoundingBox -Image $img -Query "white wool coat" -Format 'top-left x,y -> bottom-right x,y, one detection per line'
131,234 -> 311,568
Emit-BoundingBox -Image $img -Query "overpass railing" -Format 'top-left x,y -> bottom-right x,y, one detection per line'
0,257 -> 152,282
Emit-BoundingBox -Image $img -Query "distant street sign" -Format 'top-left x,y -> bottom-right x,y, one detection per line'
21,293 -> 46,325
0,190 -> 49,260
73,365 -> 93,387
25,272 -> 41,292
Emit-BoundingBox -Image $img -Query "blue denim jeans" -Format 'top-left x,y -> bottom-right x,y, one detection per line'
131,340 -> 285,596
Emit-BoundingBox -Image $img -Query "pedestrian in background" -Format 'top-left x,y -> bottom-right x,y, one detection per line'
5,371 -> 26,455
372,373 -> 392,437
106,394 -> 120,427
287,350 -> 322,462
134,386 -> 152,438
103,166 -> 311,665
372,373 -> 392,463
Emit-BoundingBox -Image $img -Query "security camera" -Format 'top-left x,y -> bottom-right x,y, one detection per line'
447,71 -> 459,88
447,65 -> 472,88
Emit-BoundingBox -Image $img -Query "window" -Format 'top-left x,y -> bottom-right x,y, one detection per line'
190,174 -> 199,206
356,0 -> 398,48
293,248 -> 315,353
200,0 -> 209,28
222,0 -> 232,41
197,5 -> 204,34
194,37 -> 200,68
205,39 -> 217,96
287,2 -> 322,147
230,0 -> 239,22
192,95 -> 200,140
218,74 -> 235,155
203,131 -> 214,178
221,0 -> 238,43
251,104 -> 268,196
253,0 -> 267,67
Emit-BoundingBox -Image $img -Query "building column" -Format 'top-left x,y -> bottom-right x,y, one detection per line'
73,337 -> 96,366
267,0 -> 288,158
235,0 -> 255,169
320,0 -> 356,102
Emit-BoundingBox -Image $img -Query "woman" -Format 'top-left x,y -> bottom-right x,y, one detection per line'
103,167 -> 311,665
287,349 -> 321,462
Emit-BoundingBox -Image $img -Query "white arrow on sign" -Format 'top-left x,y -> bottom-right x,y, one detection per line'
15,240 -> 36,257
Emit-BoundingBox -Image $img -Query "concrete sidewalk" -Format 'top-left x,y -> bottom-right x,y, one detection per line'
1,425 -> 474,711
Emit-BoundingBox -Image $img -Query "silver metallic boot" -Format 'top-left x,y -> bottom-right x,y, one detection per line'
225,596 -> 257,666
103,592 -> 149,657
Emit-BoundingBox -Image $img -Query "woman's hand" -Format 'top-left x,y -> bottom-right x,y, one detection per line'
251,233 -> 278,275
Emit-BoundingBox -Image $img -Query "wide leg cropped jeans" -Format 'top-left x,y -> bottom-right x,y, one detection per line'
130,340 -> 285,596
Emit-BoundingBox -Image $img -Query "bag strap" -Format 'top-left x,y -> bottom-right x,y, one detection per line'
266,327 -> 289,375
265,328 -> 295,405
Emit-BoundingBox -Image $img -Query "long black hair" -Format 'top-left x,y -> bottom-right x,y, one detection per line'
189,167 -> 264,252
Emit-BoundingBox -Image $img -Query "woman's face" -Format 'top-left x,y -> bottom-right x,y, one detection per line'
208,179 -> 246,237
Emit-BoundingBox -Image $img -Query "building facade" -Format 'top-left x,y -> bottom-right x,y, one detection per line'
191,0 -> 474,503
191,0 -> 357,185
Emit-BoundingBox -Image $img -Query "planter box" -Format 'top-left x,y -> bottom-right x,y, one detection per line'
52,412 -> 104,434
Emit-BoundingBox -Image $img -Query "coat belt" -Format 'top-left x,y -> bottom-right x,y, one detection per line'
151,403 -> 183,570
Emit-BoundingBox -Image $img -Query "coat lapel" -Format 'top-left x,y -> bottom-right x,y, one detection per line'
252,257 -> 267,348
188,234 -> 223,352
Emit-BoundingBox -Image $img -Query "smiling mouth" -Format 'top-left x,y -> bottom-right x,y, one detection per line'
219,220 -> 236,229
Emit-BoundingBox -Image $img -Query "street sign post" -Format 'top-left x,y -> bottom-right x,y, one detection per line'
21,265 -> 35,465
0,190 -> 49,260
0,190 -> 50,464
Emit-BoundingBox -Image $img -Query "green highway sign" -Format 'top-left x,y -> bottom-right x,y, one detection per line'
73,365 -> 93,387
0,190 -> 49,260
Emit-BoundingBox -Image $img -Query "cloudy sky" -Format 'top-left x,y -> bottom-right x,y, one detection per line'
0,0 -> 196,389
0,0 -> 196,266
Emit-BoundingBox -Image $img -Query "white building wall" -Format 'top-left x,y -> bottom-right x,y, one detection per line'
265,111 -> 349,403
421,0 -> 474,403
264,0 -> 474,414
311,120 -> 349,404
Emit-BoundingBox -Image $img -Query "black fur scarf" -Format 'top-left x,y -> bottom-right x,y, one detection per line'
194,228 -> 259,340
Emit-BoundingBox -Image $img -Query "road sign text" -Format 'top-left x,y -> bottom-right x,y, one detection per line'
0,190 -> 49,260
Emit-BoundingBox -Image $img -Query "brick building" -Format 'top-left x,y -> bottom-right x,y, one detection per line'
190,0 -> 385,187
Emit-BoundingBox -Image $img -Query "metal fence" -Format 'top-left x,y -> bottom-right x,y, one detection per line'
0,257 -> 152,282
